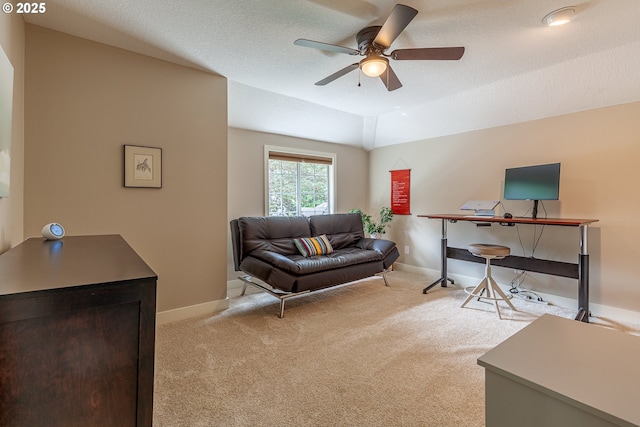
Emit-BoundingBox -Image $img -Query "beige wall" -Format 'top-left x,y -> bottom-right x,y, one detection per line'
227,127 -> 369,280
0,12 -> 25,251
370,102 -> 640,315
24,25 -> 228,313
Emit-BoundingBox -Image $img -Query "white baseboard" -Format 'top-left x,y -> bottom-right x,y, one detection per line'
156,298 -> 230,325
393,262 -> 441,278
393,263 -> 640,325
539,293 -> 640,325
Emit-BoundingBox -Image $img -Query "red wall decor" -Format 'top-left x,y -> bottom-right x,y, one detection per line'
391,169 -> 411,215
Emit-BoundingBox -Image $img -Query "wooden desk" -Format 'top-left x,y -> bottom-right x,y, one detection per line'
478,314 -> 640,426
418,214 -> 599,322
0,235 -> 157,426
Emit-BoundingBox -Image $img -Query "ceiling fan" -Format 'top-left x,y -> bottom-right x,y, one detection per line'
294,3 -> 465,91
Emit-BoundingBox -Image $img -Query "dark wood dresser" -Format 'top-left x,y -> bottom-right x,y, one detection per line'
0,235 -> 157,427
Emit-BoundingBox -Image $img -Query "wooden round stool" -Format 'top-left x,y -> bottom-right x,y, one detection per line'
461,243 -> 516,319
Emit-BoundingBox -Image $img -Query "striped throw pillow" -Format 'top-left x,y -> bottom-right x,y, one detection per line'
294,235 -> 334,257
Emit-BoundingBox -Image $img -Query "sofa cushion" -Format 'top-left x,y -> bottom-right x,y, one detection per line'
238,216 -> 311,259
309,213 -> 364,250
239,255 -> 384,293
271,260 -> 385,293
294,235 -> 334,257
249,247 -> 382,275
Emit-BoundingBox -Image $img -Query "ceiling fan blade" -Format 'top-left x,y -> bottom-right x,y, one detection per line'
373,4 -> 418,49
294,39 -> 360,55
391,47 -> 465,61
315,63 -> 359,85
379,65 -> 402,91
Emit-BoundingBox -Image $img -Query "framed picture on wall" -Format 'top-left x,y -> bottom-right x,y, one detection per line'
124,145 -> 162,188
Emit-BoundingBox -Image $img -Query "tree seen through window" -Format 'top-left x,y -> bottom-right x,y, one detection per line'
269,159 -> 329,217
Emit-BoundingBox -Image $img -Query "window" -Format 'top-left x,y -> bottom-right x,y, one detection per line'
265,146 -> 336,217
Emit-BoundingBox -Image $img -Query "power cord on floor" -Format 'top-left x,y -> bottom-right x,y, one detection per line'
508,271 -> 547,304
500,201 -> 549,304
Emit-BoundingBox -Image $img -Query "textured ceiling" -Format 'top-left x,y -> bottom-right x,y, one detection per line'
24,0 -> 640,149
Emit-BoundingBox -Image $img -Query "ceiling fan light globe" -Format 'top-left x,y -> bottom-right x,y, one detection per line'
360,56 -> 388,77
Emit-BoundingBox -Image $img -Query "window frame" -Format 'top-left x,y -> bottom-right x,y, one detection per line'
264,145 -> 336,217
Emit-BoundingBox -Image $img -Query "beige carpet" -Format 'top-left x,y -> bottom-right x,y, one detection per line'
153,271 -> 638,426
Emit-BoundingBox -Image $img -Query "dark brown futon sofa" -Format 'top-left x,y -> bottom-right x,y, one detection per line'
230,213 -> 399,317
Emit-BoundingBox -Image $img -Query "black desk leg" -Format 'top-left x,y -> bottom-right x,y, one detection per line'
575,253 -> 590,323
423,237 -> 455,294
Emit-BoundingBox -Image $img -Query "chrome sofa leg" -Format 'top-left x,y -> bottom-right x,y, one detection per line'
237,275 -> 309,318
241,280 -> 249,296
380,267 -> 393,287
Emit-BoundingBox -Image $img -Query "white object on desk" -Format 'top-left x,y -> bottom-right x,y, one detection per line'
42,223 -> 65,240
460,200 -> 499,216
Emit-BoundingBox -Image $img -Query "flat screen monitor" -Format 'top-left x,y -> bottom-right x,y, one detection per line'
504,163 -> 560,218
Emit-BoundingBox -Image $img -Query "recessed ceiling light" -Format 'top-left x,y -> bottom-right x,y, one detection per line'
542,6 -> 576,26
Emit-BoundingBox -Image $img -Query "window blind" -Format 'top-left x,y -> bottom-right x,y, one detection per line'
268,151 -> 333,165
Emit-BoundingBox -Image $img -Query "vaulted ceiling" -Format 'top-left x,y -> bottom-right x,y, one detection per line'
24,0 -> 640,149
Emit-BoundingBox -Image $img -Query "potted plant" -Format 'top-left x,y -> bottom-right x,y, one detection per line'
350,207 -> 394,238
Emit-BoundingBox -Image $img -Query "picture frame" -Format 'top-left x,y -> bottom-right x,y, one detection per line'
123,145 -> 162,188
